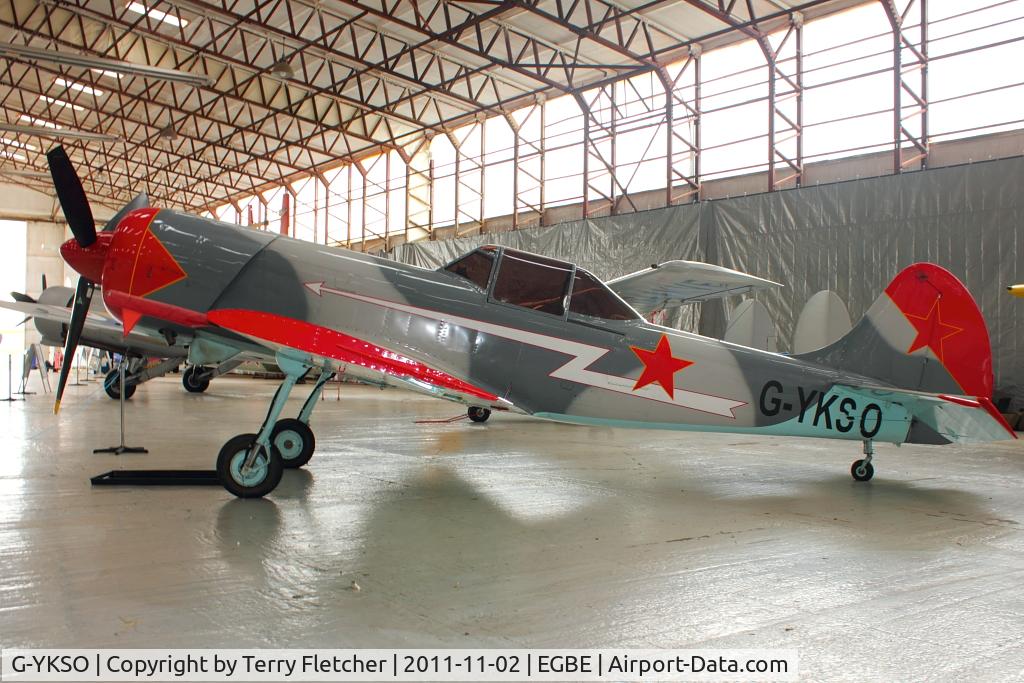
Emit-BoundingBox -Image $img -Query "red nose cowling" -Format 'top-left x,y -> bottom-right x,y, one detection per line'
59,233 -> 112,283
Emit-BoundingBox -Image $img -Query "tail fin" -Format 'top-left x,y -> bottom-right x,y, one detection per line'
797,263 -> 993,398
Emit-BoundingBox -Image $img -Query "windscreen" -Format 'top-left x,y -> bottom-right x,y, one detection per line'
569,269 -> 638,321
443,249 -> 495,291
492,251 -> 573,316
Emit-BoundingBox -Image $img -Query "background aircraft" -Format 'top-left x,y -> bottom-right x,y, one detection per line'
46,146 -> 1015,499
2,280 -> 239,398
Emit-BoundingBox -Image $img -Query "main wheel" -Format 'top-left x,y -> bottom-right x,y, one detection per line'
851,459 -> 874,482
217,433 -> 284,498
468,407 -> 491,423
103,369 -> 137,400
182,365 -> 211,393
270,418 -> 315,469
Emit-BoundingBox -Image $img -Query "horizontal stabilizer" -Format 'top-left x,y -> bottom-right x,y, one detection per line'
836,383 -> 1016,445
607,261 -> 781,315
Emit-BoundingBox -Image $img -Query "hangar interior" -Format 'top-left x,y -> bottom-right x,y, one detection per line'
0,0 -> 1022,679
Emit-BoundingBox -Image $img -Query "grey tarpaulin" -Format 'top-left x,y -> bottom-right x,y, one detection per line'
389,156 -> 1024,403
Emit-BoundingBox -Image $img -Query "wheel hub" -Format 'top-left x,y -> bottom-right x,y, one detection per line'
229,448 -> 268,486
274,429 -> 303,460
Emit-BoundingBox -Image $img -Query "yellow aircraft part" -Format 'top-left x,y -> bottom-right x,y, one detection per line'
1008,285 -> 1024,298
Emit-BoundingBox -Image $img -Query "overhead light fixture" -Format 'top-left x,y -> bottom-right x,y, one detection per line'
0,122 -> 122,143
18,114 -> 61,129
270,59 -> 294,79
39,95 -> 85,111
0,150 -> 26,161
158,124 -> 177,140
0,137 -> 38,151
126,2 -> 189,27
92,69 -> 122,79
55,77 -> 104,97
0,41 -> 211,87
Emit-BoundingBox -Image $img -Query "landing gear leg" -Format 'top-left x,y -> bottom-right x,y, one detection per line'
271,370 -> 334,469
851,440 -> 875,482
217,355 -> 310,498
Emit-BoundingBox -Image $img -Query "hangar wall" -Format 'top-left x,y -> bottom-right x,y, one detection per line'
391,155 -> 1024,402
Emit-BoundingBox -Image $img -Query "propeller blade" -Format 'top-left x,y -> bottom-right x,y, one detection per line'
17,316 -> 31,326
47,146 -> 96,248
10,291 -> 35,303
41,274 -> 47,291
54,276 -> 94,414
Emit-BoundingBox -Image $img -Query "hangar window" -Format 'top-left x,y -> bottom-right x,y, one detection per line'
569,269 -> 638,321
443,249 -> 495,291
492,250 -> 573,316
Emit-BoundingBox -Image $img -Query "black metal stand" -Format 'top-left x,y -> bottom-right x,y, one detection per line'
91,470 -> 219,486
93,360 -> 147,454
2,354 -> 23,402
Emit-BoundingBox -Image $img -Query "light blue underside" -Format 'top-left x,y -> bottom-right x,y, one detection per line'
535,386 -> 914,445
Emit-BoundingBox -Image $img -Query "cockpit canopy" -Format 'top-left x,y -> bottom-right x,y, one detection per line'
441,246 -> 639,321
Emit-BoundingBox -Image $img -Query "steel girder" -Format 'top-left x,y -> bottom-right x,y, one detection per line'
881,0 -> 928,172
0,0 -> 855,216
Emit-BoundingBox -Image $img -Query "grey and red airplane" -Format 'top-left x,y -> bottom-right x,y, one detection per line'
47,147 -> 1015,498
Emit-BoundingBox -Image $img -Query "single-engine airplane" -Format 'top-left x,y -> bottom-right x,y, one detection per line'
46,147 -> 1015,498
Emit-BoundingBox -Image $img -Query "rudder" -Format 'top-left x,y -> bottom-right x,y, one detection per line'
796,263 -> 993,398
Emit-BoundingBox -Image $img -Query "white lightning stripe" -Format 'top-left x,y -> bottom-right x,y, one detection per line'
306,282 -> 745,418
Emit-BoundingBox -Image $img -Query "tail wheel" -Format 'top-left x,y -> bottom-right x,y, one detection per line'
468,407 -> 491,423
270,418 -> 315,469
103,369 -> 137,400
217,433 -> 284,498
182,366 -> 211,393
851,459 -> 874,482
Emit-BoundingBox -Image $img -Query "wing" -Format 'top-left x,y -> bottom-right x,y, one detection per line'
0,299 -> 123,331
206,309 -> 511,410
0,299 -> 192,359
607,260 -> 781,315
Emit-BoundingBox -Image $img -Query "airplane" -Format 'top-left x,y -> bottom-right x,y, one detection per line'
46,146 -> 1016,498
2,278 -> 241,398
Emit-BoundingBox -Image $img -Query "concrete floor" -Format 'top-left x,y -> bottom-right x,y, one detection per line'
1,372 -> 1023,680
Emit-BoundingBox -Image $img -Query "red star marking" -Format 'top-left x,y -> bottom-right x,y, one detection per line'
629,335 -> 694,399
905,297 -> 963,361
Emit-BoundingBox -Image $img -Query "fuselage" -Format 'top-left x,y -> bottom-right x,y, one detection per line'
106,209 -> 915,444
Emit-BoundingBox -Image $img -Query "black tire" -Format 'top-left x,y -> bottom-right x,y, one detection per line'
182,366 -> 211,393
468,407 -> 491,423
851,459 -> 874,482
271,418 -> 315,469
103,370 -> 137,400
217,433 -> 284,498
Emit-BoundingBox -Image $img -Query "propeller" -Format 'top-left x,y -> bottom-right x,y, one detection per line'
42,274 -> 47,290
47,146 -> 96,248
47,145 -> 98,414
54,278 -> 93,413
